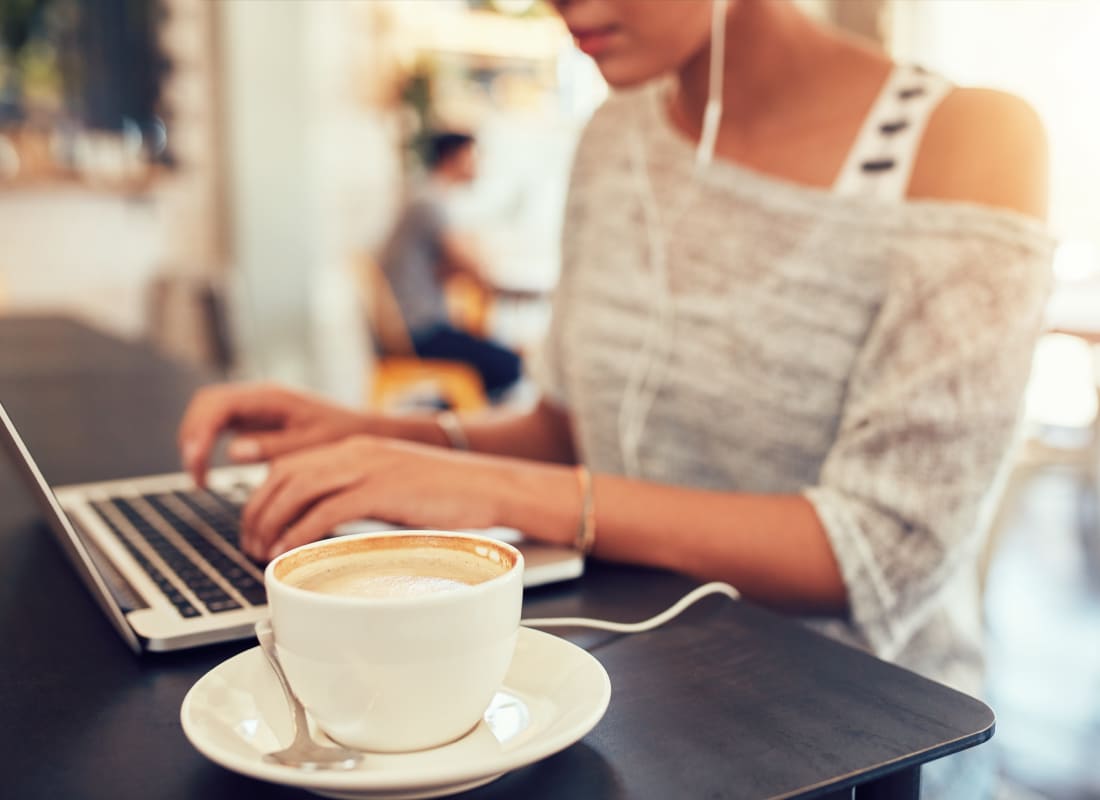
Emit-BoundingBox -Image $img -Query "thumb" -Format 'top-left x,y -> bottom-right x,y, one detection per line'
228,428 -> 330,462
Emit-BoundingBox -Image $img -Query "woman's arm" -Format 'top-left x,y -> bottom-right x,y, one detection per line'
238,433 -> 845,614
177,382 -> 576,486
372,399 -> 577,464
582,477 -> 847,613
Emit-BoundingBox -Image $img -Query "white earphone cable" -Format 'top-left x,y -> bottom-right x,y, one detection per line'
618,0 -> 729,477
521,581 -> 740,634
618,131 -> 675,478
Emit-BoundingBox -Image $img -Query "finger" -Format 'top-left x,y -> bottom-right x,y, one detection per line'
228,427 -> 336,464
178,384 -> 290,450
240,466 -> 294,557
177,387 -> 229,486
269,488 -> 372,560
177,384 -> 288,486
247,468 -> 360,558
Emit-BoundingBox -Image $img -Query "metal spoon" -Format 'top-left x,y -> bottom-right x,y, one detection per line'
254,620 -> 363,771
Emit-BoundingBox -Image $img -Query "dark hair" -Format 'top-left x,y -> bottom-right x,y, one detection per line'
427,131 -> 475,169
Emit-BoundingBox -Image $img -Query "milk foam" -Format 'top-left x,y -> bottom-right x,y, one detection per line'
285,546 -> 504,598
308,573 -> 469,598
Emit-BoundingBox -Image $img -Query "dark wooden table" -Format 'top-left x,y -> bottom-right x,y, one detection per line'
0,316 -> 994,800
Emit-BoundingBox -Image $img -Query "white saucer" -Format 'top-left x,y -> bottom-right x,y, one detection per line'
180,627 -> 611,800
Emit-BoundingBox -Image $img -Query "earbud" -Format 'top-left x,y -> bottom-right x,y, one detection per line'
696,0 -> 730,169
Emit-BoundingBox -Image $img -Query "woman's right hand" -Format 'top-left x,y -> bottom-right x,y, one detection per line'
177,383 -> 372,486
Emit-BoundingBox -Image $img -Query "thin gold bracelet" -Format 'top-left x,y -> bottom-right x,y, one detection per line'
435,411 -> 469,451
573,464 -> 596,556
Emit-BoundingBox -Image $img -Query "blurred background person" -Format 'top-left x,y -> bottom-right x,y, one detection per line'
377,130 -> 522,400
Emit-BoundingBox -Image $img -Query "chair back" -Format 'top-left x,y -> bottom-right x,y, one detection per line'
353,253 -> 415,357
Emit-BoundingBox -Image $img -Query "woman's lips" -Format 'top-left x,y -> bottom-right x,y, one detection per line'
571,26 -> 617,57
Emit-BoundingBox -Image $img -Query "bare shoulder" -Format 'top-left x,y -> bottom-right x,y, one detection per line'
908,87 -> 1049,220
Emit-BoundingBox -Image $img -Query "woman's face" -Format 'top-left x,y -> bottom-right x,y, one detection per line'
550,0 -> 716,88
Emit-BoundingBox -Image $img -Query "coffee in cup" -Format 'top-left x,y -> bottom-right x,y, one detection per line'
265,531 -> 524,752
283,543 -> 504,599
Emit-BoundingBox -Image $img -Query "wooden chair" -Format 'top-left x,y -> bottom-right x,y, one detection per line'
444,272 -> 493,338
354,254 -> 487,413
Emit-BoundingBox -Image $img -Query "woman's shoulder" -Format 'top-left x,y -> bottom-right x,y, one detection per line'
908,85 -> 1048,220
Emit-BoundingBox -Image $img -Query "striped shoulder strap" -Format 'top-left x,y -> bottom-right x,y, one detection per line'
833,64 -> 954,201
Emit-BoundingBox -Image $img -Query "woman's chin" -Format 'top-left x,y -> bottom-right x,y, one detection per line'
593,56 -> 668,90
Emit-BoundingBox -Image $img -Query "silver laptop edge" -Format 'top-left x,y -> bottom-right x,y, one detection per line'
0,402 -> 143,653
55,466 -> 272,652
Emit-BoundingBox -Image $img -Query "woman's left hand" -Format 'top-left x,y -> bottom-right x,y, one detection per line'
240,435 -> 515,561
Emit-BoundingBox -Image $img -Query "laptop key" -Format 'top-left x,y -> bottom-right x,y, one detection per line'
91,501 -> 202,620
206,598 -> 242,613
172,490 -> 241,547
105,494 -> 264,613
144,494 -> 263,606
110,497 -> 241,614
241,585 -> 268,605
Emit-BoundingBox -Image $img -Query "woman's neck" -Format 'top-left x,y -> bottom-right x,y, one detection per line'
673,1 -> 853,144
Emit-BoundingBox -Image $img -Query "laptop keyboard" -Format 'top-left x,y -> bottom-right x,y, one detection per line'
91,489 -> 264,619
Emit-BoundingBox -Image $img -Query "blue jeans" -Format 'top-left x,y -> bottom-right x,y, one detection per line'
411,324 -> 521,398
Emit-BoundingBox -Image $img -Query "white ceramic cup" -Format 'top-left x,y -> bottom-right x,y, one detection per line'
264,530 -> 523,752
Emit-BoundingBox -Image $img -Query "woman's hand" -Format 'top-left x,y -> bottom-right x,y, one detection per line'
239,435 -> 541,560
178,383 -> 372,486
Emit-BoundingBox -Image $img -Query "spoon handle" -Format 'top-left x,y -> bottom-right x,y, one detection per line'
255,619 -> 312,743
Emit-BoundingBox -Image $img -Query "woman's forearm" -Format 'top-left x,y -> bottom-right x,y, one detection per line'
370,404 -> 843,613
370,399 -> 577,464
593,476 -> 847,613
495,464 -> 847,614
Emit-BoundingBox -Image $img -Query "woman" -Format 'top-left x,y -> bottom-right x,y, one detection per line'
180,2 -> 1051,795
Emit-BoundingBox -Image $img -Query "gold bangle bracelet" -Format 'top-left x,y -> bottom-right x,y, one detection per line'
435,411 -> 469,451
574,465 -> 596,556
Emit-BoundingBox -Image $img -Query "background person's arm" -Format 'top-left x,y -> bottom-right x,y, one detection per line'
439,229 -> 492,287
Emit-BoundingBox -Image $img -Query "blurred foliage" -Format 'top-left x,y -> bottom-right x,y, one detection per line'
17,37 -> 60,106
1,0 -> 168,152
401,56 -> 435,169
0,0 -> 50,53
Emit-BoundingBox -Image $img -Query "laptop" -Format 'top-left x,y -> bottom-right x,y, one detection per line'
0,402 -> 583,654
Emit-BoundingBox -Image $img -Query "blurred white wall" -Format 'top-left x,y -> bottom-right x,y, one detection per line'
219,0 -> 401,404
219,0 -> 315,386
0,189 -> 163,337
